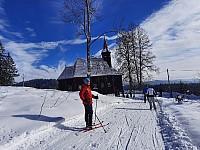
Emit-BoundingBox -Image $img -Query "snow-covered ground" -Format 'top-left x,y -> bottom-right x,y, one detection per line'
0,86 -> 199,150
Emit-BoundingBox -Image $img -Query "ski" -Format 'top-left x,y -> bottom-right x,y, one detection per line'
79,123 -> 109,133
92,121 -> 103,127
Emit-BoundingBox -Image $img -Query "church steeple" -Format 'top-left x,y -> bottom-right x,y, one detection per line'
101,35 -> 111,67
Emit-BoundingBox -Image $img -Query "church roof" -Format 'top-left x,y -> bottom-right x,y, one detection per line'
58,58 -> 121,80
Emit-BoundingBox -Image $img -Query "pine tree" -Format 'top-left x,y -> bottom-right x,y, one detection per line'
6,53 -> 19,85
0,41 -> 7,85
0,41 -> 19,85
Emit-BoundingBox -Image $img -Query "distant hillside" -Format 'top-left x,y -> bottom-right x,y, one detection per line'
16,79 -> 58,89
148,79 -> 198,85
123,80 -> 200,96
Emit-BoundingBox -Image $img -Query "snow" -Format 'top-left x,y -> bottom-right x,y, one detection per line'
0,86 -> 199,150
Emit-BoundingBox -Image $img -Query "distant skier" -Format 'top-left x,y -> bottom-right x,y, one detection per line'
143,85 -> 148,103
158,84 -> 163,97
147,86 -> 157,110
176,94 -> 183,103
79,78 -> 98,129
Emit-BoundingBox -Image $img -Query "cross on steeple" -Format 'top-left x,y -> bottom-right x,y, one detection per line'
101,35 -> 111,67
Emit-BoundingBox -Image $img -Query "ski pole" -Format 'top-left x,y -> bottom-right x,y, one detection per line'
94,94 -> 98,125
94,113 -> 107,133
89,102 -> 107,133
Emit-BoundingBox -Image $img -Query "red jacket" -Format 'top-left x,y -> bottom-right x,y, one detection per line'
79,84 -> 94,104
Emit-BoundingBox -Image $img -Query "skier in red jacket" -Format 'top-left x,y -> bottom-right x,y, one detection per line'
79,78 -> 98,128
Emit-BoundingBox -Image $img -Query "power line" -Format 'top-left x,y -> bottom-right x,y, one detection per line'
171,70 -> 200,72
158,70 -> 200,73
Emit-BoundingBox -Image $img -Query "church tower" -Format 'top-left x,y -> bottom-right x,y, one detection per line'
101,35 -> 112,67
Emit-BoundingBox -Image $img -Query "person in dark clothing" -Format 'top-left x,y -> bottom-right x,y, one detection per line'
143,86 -> 148,103
79,78 -> 98,129
159,84 -> 163,97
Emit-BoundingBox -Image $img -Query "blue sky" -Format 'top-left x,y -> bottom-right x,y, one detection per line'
0,0 -> 200,82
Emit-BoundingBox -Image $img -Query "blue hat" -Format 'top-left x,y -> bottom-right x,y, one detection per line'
83,78 -> 90,83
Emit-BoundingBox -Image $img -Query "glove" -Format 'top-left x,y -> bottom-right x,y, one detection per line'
94,95 -> 99,99
83,99 -> 89,103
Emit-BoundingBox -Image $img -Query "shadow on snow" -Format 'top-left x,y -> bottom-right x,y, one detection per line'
12,114 -> 65,123
12,114 -> 84,131
54,123 -> 84,131
116,108 -> 150,111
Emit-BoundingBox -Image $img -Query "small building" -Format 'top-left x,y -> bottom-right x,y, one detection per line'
57,38 -> 123,94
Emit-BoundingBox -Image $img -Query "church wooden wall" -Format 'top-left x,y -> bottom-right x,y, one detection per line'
58,75 -> 123,94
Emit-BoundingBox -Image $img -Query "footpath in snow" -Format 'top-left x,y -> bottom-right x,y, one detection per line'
0,87 -> 199,149
17,98 -> 164,150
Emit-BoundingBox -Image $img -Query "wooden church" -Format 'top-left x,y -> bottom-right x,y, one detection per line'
57,37 -> 123,94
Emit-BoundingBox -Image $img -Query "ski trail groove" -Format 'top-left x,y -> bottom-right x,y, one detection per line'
125,126 -> 135,150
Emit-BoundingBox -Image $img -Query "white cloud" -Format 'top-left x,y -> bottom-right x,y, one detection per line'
2,37 -> 92,82
11,0 -> 199,82
0,1 -> 25,39
0,0 -> 82,82
48,1 -> 65,25
3,0 -> 200,82
3,40 -> 60,82
26,27 -> 36,37
49,17 -> 64,25
0,0 -> 5,15
141,0 -> 200,80
58,45 -> 68,53
0,0 -> 9,31
15,60 -> 66,82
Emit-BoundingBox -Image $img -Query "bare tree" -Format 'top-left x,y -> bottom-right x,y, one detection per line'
61,0 -> 101,77
134,26 -> 159,85
115,25 -> 159,89
115,31 -> 136,95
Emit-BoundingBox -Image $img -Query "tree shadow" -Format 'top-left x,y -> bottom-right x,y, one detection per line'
12,114 -> 84,132
116,108 -> 150,111
12,114 -> 65,123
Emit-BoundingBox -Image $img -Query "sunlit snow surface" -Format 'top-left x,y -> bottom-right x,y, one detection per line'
0,86 -> 199,149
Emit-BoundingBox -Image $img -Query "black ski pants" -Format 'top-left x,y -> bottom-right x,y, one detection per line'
84,104 -> 93,127
144,93 -> 147,103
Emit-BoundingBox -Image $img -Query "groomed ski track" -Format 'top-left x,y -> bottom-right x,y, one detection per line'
1,97 -> 164,150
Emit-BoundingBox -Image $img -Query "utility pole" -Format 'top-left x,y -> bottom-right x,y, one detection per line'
21,74 -> 26,87
167,69 -> 173,98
